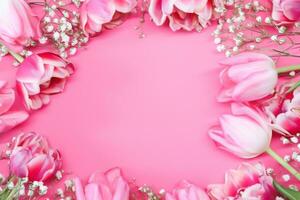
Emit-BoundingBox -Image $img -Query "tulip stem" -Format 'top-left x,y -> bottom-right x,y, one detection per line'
276,65 -> 300,74
0,42 -> 24,63
266,148 -> 300,181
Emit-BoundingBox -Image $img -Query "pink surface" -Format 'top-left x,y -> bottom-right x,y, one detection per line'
0,17 -> 289,189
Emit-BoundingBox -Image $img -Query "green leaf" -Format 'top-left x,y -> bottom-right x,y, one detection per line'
273,180 -> 300,200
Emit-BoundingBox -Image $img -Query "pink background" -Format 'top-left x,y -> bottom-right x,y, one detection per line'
0,17 -> 293,190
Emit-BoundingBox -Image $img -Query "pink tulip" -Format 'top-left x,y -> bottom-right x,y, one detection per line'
148,0 -> 212,31
7,132 -> 62,181
218,53 -> 278,102
0,81 -> 28,133
0,0 -> 41,49
16,52 -> 74,110
265,87 -> 300,136
207,163 -> 276,200
209,103 -> 272,158
272,0 -> 300,22
165,180 -> 210,200
80,0 -> 137,35
74,168 -> 130,200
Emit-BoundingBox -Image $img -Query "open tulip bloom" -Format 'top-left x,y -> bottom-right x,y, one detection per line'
209,103 -> 300,181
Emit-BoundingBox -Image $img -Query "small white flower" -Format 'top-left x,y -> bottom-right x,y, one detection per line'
256,16 -> 262,23
282,174 -> 290,182
271,35 -> 278,41
278,26 -> 287,34
214,38 -> 222,44
291,136 -> 299,144
265,17 -> 272,24
7,182 -> 14,190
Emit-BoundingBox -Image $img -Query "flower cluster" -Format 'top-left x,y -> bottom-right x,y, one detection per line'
208,50 -> 300,199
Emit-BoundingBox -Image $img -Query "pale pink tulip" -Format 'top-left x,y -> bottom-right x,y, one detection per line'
265,87 -> 300,136
165,180 -> 210,200
16,52 -> 74,110
148,0 -> 212,31
218,53 -> 278,102
272,0 -> 300,22
80,0 -> 137,35
207,163 -> 276,200
7,132 -> 62,181
0,0 -> 41,49
74,168 -> 130,200
209,103 -> 272,158
0,81 -> 28,133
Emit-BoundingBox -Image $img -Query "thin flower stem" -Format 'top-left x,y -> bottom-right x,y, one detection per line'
266,148 -> 300,181
0,42 -> 24,63
287,80 -> 300,93
276,65 -> 300,74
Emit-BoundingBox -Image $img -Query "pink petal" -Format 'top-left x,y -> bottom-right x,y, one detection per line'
74,178 -> 87,200
85,183 -> 102,200
112,177 -> 129,200
113,0 -> 137,13
208,128 -> 250,158
16,54 -> 45,83
174,0 -> 208,13
232,69 -> 277,101
281,0 -> 300,21
197,2 -> 212,27
0,88 -> 15,115
9,149 -> 32,178
38,52 -> 68,67
0,111 -> 29,133
27,154 -> 56,181
41,79 -> 67,94
148,0 -> 167,26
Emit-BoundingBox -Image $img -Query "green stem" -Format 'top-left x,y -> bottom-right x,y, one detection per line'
287,80 -> 300,93
0,42 -> 24,63
266,148 -> 300,181
276,65 -> 300,74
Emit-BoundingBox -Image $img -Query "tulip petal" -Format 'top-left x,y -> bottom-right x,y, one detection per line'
0,88 -> 15,115
0,111 -> 29,133
74,178 -> 87,200
113,0 -> 137,13
149,0 -> 167,25
16,54 -> 45,83
220,115 -> 270,157
9,149 -> 32,178
85,183 -> 102,200
232,69 -> 277,101
27,154 -> 56,181
281,0 -> 300,21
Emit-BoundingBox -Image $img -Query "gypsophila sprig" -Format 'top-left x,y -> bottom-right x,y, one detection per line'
212,0 -> 300,58
30,0 -> 88,58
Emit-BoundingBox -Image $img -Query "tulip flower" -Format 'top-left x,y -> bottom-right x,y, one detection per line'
209,103 -> 300,181
16,52 -> 74,110
148,0 -> 212,31
165,180 -> 210,200
0,0 -> 40,49
80,0 -> 137,35
74,168 -> 130,200
209,103 -> 272,158
265,87 -> 300,136
7,132 -> 62,181
218,52 -> 278,102
207,163 -> 276,200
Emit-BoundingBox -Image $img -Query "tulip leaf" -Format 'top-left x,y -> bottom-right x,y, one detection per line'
273,180 -> 300,200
